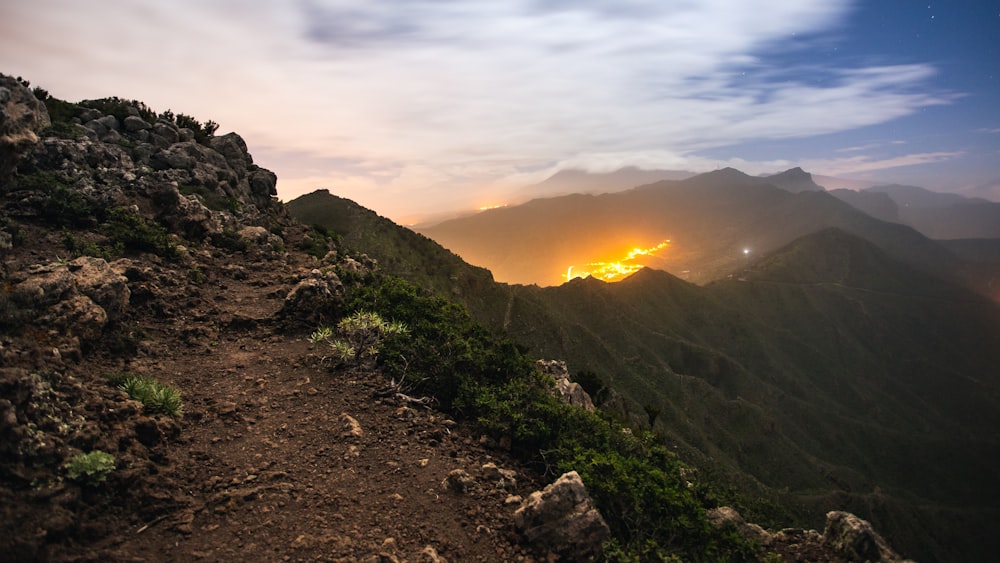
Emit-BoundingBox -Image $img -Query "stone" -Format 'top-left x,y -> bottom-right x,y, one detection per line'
277,271 -> 344,326
707,506 -> 773,546
536,359 -> 595,412
514,471 -> 610,561
481,462 -> 517,492
441,469 -> 476,494
0,74 -> 50,178
68,257 -> 131,322
123,115 -> 151,132
823,511 -> 907,562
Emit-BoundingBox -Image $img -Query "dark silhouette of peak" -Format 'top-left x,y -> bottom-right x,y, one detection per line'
742,228 -> 979,298
764,167 -> 824,193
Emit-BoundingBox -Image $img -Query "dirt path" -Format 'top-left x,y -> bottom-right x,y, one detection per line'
76,254 -> 543,562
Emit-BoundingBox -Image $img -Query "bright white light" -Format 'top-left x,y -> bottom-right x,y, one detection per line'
743,248 -> 750,255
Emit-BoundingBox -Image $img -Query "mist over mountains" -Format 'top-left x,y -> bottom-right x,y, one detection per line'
417,167 -> 1000,296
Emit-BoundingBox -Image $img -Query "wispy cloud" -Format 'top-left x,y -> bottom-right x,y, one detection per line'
0,0 -> 959,219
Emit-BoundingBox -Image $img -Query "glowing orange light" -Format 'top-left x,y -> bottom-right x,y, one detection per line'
478,204 -> 506,211
564,240 -> 671,282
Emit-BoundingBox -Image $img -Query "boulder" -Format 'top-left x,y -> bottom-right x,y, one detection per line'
277,270 -> 344,326
68,257 -> 130,322
706,506 -> 772,546
536,359 -> 595,412
123,115 -> 150,132
823,511 -> 908,562
0,74 -> 50,179
514,471 -> 609,561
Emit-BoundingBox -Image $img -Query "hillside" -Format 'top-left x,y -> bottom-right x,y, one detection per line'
292,190 -> 1000,561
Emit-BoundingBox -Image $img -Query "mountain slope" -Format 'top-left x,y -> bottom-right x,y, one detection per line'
291,179 -> 1000,560
867,184 -> 1000,239
493,230 -> 1000,562
419,167 -> 965,288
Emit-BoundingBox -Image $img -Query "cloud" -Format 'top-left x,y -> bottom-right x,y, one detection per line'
0,0 -> 959,220
797,152 -> 964,177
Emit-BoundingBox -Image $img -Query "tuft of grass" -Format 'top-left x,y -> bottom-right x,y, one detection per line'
65,450 -> 116,484
116,374 -> 184,416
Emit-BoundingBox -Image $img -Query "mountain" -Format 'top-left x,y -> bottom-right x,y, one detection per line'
864,184 -> 1000,240
517,166 -> 694,200
418,167 -> 967,289
292,190 -> 1000,561
761,166 -> 824,193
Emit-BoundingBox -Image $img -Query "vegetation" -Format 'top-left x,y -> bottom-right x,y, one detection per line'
313,310 -> 408,365
341,275 -> 758,560
111,373 -> 184,417
65,451 -> 116,485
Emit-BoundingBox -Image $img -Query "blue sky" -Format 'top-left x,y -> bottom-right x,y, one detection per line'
2,1 -> 997,222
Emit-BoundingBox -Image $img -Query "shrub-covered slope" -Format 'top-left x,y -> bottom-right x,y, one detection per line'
292,184 -> 1000,561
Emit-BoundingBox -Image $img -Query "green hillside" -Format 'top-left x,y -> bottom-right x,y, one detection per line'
290,190 -> 1000,561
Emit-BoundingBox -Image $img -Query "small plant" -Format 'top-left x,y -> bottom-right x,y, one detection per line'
117,374 -> 184,416
312,310 -> 408,365
66,450 -> 116,484
310,326 -> 333,344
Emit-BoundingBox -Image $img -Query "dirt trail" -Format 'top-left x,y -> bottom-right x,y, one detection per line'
0,233 -> 544,562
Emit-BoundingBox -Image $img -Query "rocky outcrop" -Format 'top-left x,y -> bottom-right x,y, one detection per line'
824,511 -> 910,562
7,256 -> 130,344
0,75 -> 50,179
709,506 -> 913,562
535,359 -> 595,412
2,74 -> 284,244
514,471 -> 610,561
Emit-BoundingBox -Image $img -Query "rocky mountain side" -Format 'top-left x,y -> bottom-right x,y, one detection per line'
1,74 -> 914,561
290,174 -> 1000,560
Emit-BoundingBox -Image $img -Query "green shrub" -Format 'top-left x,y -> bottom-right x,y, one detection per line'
65,450 -> 116,484
101,207 -> 178,258
116,374 -> 183,416
343,275 -> 760,560
313,310 -> 408,365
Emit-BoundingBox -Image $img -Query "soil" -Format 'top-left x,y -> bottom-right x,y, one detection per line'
0,225 -> 545,562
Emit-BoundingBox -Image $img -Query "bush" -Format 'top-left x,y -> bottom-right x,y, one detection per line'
101,207 -> 178,258
343,275 -> 760,560
65,450 -> 116,484
313,310 -> 408,365
115,374 -> 183,416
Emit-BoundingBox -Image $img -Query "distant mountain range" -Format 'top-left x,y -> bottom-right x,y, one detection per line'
417,167 -> 998,292
288,177 -> 1000,561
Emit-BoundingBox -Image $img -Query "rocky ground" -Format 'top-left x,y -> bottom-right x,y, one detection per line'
1,218 -> 553,562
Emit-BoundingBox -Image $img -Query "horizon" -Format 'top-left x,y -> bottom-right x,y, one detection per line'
2,1 -> 997,224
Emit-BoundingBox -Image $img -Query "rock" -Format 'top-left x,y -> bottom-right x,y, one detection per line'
277,270 -> 344,326
339,413 -> 363,438
823,511 -> 908,562
419,545 -> 448,562
707,506 -> 772,546
0,74 -> 50,178
441,469 -> 476,494
43,294 -> 108,342
481,462 -> 517,492
536,360 -> 595,412
123,115 -> 150,132
68,257 -> 130,322
514,471 -> 610,561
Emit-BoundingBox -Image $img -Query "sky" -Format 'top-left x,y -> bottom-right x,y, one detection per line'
2,0 -> 998,223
